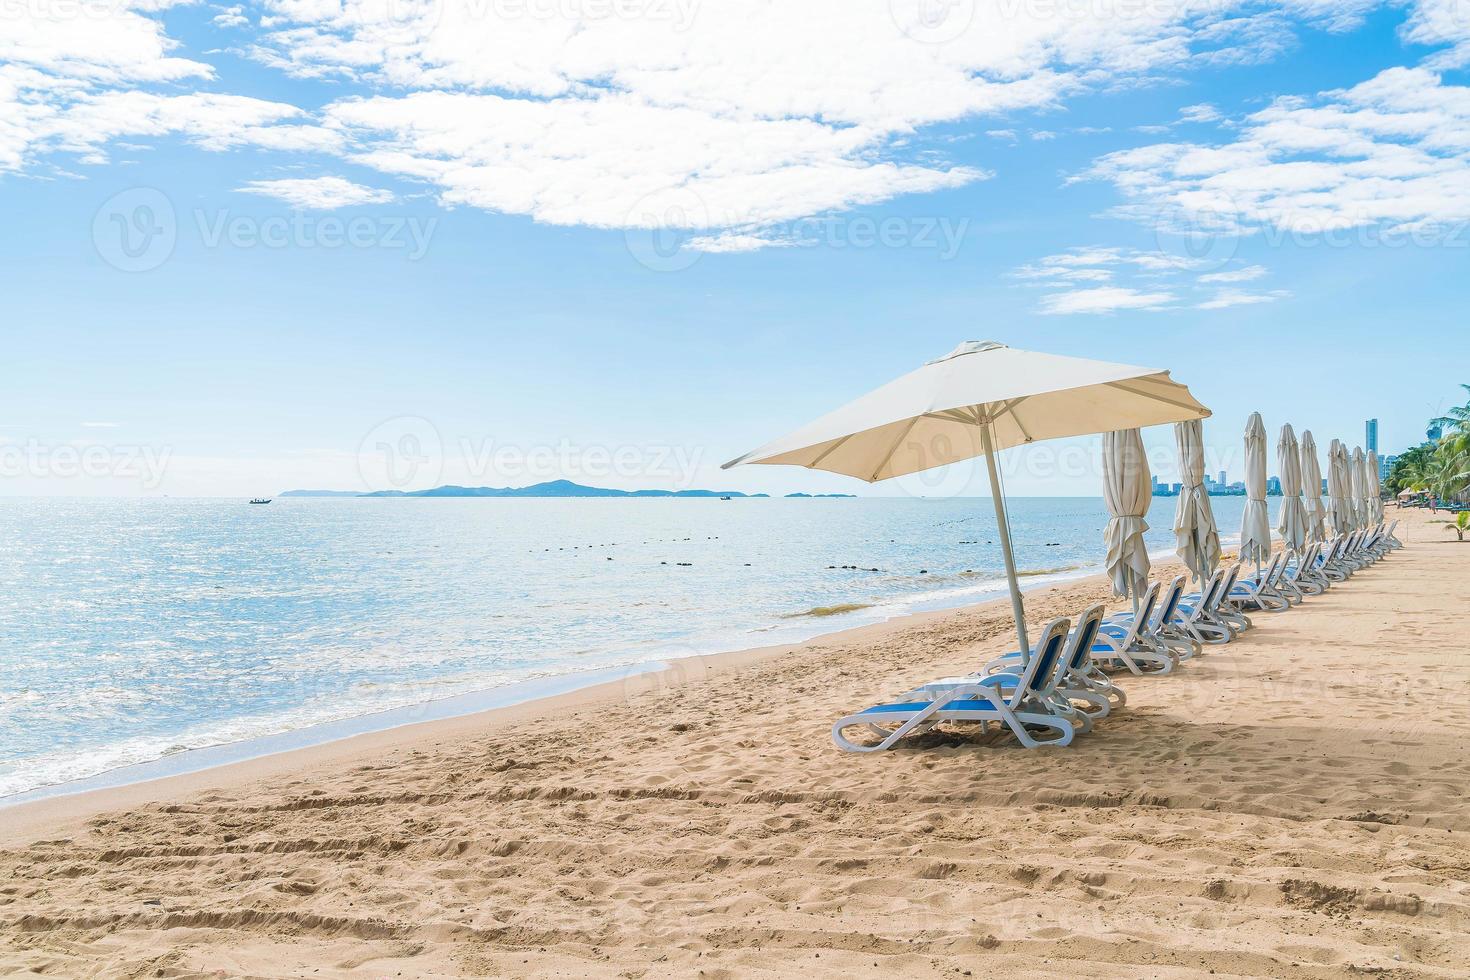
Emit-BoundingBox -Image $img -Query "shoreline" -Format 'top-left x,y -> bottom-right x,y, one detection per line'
2,546 -> 1177,815
5,509 -> 1465,977
0,567 -> 1073,845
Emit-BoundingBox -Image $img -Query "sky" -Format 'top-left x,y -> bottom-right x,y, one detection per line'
2,0 -> 1468,497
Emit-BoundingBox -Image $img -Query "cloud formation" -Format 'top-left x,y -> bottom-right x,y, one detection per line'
237,175 -> 396,209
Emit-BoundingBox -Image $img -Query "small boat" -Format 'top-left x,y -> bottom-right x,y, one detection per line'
249,498 -> 272,505
719,495 -> 732,501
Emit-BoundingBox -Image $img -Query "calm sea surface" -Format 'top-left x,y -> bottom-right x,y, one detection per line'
0,495 -> 1246,798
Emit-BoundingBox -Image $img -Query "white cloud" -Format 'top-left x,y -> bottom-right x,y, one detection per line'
237,175 -> 396,209
212,5 -> 250,28
6,0 -> 1470,251
1039,287 -> 1177,315
1179,103 -> 1222,123
1015,247 -> 1276,313
1086,67 -> 1470,239
1195,288 -> 1290,309
1198,264 -> 1268,282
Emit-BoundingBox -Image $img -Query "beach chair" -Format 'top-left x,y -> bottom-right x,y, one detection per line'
832,617 -> 1077,752
1283,543 -> 1326,596
1183,563 -> 1250,638
1171,568 -> 1232,645
1314,536 -> 1351,582
1101,575 -> 1198,661
1092,581 -> 1176,675
1384,519 -> 1403,551
920,603 -> 1117,727
1230,553 -> 1291,612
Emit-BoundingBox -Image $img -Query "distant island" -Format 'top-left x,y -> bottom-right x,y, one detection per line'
280,480 -> 854,499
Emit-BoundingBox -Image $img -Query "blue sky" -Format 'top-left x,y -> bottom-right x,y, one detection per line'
2,0 -> 1467,496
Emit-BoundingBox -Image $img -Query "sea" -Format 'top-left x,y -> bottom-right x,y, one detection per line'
0,495 -> 1245,802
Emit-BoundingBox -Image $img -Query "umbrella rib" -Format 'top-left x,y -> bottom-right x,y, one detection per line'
994,397 -> 1033,442
1104,380 -> 1205,415
870,415 -> 922,481
807,433 -> 854,468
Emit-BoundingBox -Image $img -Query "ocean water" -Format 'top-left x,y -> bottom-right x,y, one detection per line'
0,495 -> 1245,799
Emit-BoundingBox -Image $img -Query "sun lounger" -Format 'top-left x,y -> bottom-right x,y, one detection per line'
920,604 -> 1117,728
832,617 -> 1077,752
1230,553 -> 1291,612
1091,581 -> 1177,675
1171,568 -> 1232,644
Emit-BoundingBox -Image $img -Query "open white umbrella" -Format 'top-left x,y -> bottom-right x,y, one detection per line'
1326,439 -> 1351,535
723,341 -> 1211,652
1276,423 -> 1308,553
1300,430 -> 1326,543
1364,452 -> 1375,525
1350,447 -> 1367,530
1173,418 -> 1220,583
1239,412 -> 1272,567
1103,428 -> 1152,605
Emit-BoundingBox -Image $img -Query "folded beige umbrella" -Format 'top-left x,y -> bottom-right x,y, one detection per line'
1300,430 -> 1326,543
723,341 -> 1211,652
1239,412 -> 1272,569
1174,418 -> 1221,583
1276,423 -> 1308,553
1103,428 -> 1152,605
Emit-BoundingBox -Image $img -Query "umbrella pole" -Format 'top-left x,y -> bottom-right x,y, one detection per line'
979,420 -> 1029,657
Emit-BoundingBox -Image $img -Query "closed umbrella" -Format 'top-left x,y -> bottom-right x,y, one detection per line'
1326,439 -> 1351,535
1364,452 -> 1375,525
1350,447 -> 1367,530
1300,430 -> 1326,543
1173,418 -> 1220,583
1276,423 -> 1308,553
723,341 -> 1211,652
1239,412 -> 1272,568
1103,428 -> 1152,606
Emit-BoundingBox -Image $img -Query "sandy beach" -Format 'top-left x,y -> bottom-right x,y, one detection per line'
2,507 -> 1467,978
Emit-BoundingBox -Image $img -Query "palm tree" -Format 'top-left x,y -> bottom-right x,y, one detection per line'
1410,447 -> 1470,504
1430,383 -> 1470,438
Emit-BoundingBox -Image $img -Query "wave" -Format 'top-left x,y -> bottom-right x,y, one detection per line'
781,603 -> 875,619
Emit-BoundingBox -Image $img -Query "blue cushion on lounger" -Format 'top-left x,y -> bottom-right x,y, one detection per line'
862,697 -> 999,713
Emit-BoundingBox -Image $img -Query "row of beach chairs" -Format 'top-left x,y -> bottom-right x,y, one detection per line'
831,520 -> 1402,752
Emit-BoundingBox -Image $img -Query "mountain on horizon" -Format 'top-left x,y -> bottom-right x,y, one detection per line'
280,479 -> 854,499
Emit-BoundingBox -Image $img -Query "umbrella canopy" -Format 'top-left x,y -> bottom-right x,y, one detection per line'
1300,429 -> 1326,543
1350,447 -> 1367,530
1326,439 -> 1351,535
1239,412 -> 1272,566
1276,423 -> 1308,553
1398,487 -> 1419,499
1364,449 -> 1375,520
724,340 -> 1211,652
1173,419 -> 1221,582
1102,428 -> 1152,602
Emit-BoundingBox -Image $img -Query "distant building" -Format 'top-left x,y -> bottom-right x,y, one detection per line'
1267,476 -> 1282,496
1321,478 -> 1329,495
1171,482 -> 1182,494
1365,418 -> 1378,453
1217,470 -> 1227,487
1428,422 -> 1444,442
1379,454 -> 1398,481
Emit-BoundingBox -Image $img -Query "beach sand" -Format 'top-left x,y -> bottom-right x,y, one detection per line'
3,508 -> 1468,978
